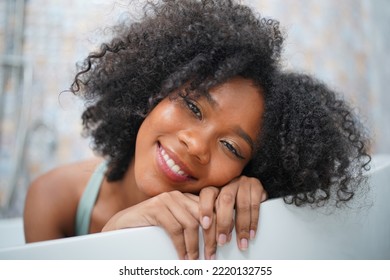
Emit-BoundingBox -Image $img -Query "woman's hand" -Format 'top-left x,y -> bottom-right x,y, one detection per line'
102,190 -> 209,260
102,176 -> 266,259
199,176 -> 267,251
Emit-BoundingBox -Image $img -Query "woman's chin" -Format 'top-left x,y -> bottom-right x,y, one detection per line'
137,182 -> 170,198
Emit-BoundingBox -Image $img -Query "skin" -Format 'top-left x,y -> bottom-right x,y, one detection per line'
24,76 -> 267,260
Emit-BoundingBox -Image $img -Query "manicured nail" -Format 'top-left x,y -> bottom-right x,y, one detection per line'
240,238 -> 248,251
250,230 -> 256,240
218,234 -> 227,246
202,216 -> 211,229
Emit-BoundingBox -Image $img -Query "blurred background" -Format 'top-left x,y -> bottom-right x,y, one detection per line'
0,0 -> 389,218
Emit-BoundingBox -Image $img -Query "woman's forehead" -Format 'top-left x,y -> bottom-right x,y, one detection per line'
206,77 -> 264,138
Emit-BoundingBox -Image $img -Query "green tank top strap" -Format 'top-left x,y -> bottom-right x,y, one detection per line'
75,161 -> 107,236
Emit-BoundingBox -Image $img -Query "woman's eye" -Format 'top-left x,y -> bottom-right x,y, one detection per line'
221,140 -> 245,160
185,99 -> 202,119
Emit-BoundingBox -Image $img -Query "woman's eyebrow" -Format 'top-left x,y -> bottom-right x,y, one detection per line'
204,92 -> 218,107
234,126 -> 254,151
205,93 -> 255,151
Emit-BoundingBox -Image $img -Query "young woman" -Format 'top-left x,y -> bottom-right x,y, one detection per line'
23,0 -> 370,260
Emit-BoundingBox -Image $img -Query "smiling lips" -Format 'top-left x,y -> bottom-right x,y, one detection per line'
161,148 -> 187,176
157,143 -> 194,182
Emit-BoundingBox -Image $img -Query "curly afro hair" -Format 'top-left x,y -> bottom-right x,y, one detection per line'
71,0 -> 370,206
247,72 -> 371,206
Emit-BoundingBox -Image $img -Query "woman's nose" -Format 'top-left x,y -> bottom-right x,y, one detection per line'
177,129 -> 211,165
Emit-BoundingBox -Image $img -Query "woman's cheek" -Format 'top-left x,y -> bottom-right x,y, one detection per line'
208,160 -> 244,187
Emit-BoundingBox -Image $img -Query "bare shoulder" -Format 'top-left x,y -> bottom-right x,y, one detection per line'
23,158 -> 103,242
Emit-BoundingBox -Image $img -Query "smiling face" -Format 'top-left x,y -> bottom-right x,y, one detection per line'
130,76 -> 264,198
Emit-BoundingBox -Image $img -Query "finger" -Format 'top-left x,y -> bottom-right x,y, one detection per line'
249,180 -> 266,241
199,187 -> 219,230
203,212 -> 217,260
153,192 -> 200,260
235,182 -> 251,251
216,183 -> 238,246
184,192 -> 200,203
153,205 -> 188,259
171,193 -> 200,260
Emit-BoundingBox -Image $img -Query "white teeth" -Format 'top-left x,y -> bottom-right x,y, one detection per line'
160,146 -> 187,176
171,165 -> 180,173
166,159 -> 175,167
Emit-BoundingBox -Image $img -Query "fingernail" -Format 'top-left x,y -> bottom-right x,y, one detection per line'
228,232 -> 232,242
210,254 -> 216,260
240,238 -> 248,251
250,230 -> 256,240
218,234 -> 227,246
202,216 -> 210,229
184,254 -> 189,260
261,193 -> 267,202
